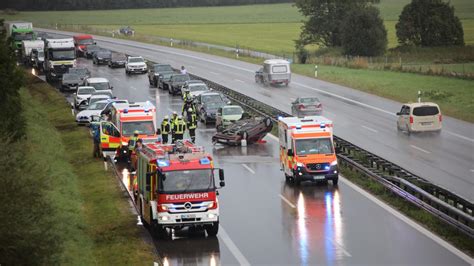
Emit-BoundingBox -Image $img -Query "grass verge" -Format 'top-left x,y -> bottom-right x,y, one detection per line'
339,165 -> 474,257
22,73 -> 157,264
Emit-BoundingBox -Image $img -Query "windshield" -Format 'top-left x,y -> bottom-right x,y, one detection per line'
121,121 -> 155,136
63,73 -> 80,81
159,169 -> 213,193
189,84 -> 208,92
78,88 -> 95,95
129,57 -> 144,63
50,50 -> 75,60
300,97 -> 319,104
69,68 -> 89,76
295,138 -> 333,156
92,91 -> 112,97
89,82 -> 110,91
206,101 -> 224,109
223,107 -> 243,115
272,65 -> 288,73
86,45 -> 100,51
78,39 -> 94,45
88,102 -> 107,110
96,51 -> 111,57
13,32 -> 34,41
155,65 -> 173,72
172,75 -> 189,82
202,94 -> 222,103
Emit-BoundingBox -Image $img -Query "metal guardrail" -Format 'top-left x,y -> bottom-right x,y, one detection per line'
185,72 -> 473,238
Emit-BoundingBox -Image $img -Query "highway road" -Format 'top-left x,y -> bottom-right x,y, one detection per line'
39,28 -> 474,203
40,55 -> 472,265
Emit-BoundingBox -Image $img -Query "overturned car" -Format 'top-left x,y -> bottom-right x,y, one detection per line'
212,116 -> 273,145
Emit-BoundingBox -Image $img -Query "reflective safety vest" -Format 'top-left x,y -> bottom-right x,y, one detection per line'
188,114 -> 197,129
128,135 -> 138,150
183,91 -> 191,101
174,119 -> 186,134
171,116 -> 178,128
161,120 -> 170,134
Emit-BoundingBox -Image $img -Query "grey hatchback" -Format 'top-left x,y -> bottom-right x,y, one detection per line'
291,97 -> 322,117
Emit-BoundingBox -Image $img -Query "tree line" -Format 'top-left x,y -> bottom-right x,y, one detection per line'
295,0 -> 464,58
2,0 -> 291,11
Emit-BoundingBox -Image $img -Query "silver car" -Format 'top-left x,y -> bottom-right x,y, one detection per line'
291,97 -> 323,117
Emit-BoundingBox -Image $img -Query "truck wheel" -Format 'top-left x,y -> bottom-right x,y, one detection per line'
206,222 -> 219,237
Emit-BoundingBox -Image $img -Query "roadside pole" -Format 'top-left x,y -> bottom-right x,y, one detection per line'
314,65 -> 318,78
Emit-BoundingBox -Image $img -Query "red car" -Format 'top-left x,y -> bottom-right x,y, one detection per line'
74,35 -> 95,57
212,116 -> 273,146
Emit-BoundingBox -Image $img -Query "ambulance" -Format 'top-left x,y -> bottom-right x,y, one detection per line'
278,116 -> 338,185
105,101 -> 158,160
133,140 -> 225,239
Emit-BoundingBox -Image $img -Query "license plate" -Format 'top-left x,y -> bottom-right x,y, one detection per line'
313,175 -> 325,180
181,214 -> 195,219
421,122 -> 432,126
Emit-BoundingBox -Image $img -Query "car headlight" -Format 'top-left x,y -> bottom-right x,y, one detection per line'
121,141 -> 128,146
205,201 -> 214,208
296,162 -> 304,167
330,160 -> 337,166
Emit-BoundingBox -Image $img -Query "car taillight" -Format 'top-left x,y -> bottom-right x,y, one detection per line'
439,114 -> 442,122
316,103 -> 322,108
409,116 -> 414,124
298,104 -> 305,110
208,200 -> 218,210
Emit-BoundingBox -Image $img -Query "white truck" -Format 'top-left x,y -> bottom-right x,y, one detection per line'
44,38 -> 76,82
21,40 -> 44,66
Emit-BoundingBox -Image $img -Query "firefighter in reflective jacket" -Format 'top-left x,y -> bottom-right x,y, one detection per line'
182,97 -> 196,116
170,111 -> 178,128
172,116 -> 186,143
160,115 -> 171,144
186,108 -> 198,143
182,88 -> 191,101
128,130 -> 139,152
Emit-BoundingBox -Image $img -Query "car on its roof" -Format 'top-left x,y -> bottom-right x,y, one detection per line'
74,86 -> 96,109
291,97 -> 322,117
85,77 -> 113,91
212,116 -> 273,145
76,100 -> 109,125
216,105 -> 245,131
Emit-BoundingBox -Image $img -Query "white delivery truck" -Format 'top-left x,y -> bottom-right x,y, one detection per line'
44,38 -> 76,82
21,40 -> 44,66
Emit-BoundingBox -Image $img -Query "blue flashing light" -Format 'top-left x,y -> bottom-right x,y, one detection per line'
157,159 -> 170,167
123,109 -> 128,113
324,165 -> 330,170
320,123 -> 326,128
144,108 -> 149,113
277,115 -> 283,120
200,157 -> 211,165
295,124 -> 302,130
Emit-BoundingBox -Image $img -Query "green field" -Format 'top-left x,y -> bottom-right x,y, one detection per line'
1,0 -> 473,54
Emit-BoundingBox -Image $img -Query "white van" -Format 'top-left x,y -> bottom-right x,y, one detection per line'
255,59 -> 291,86
396,102 -> 442,133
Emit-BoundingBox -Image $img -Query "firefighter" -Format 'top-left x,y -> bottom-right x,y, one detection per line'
182,96 -> 196,116
172,115 -> 186,143
128,130 -> 139,152
186,108 -> 197,143
182,88 -> 191,101
131,139 -> 143,171
160,115 -> 171,144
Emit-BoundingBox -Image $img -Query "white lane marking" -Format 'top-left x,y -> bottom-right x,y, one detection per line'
148,96 -> 155,101
131,86 -> 137,90
234,79 -> 245,83
410,145 -> 431,154
209,71 -> 219,75
279,194 -> 296,209
446,131 -> 474,143
470,169 -> 474,173
361,125 -> 378,133
241,164 -> 255,174
340,176 -> 473,264
326,238 -> 352,257
45,28 -> 473,143
218,226 -> 250,266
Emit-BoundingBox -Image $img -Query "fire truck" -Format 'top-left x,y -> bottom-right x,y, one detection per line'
106,101 -> 158,160
133,140 -> 225,238
278,116 -> 338,185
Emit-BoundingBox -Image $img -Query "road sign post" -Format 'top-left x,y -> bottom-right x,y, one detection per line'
315,65 -> 318,78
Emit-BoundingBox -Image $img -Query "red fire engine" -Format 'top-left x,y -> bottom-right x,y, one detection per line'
133,140 -> 225,238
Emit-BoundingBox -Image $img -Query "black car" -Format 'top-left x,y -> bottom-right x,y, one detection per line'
93,50 -> 112,65
108,52 -> 127,68
68,67 -> 91,83
195,92 -> 230,124
165,74 -> 190,95
84,45 -> 101,59
61,73 -> 82,92
147,63 -> 174,87
120,26 -> 135,36
212,117 -> 273,145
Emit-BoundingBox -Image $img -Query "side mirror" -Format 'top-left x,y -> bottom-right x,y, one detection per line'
219,181 -> 225,187
287,149 -> 294,157
219,169 -> 225,181
110,86 -> 114,90
73,92 -> 76,95
396,112 -> 401,115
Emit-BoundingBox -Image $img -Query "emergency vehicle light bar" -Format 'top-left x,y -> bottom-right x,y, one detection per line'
157,159 -> 170,167
200,157 -> 211,165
